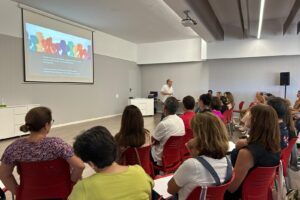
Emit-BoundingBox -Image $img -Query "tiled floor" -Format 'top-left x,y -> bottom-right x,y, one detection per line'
0,114 -> 299,199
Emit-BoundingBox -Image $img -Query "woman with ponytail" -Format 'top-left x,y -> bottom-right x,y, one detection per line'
0,107 -> 85,195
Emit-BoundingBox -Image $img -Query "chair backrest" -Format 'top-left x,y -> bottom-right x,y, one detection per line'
186,173 -> 235,200
16,159 -> 73,200
183,129 -> 193,144
239,101 -> 245,110
122,145 -> 154,177
280,137 -> 298,176
241,165 -> 278,200
223,109 -> 233,124
181,130 -> 193,161
162,135 -> 184,172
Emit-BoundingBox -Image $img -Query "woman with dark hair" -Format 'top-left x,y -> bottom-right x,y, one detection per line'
115,105 -> 151,153
224,92 -> 235,110
211,96 -> 224,121
220,96 -> 229,114
0,107 -> 84,195
225,105 -> 280,199
69,126 -> 153,200
196,93 -> 212,113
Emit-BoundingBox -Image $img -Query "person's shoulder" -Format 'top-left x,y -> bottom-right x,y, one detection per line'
161,84 -> 167,89
5,138 -> 26,151
44,137 -> 71,148
181,158 -> 200,169
129,165 -> 145,173
68,180 -> 85,200
46,137 -> 67,143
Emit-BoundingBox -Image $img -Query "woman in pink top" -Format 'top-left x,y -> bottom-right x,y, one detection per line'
211,97 -> 225,121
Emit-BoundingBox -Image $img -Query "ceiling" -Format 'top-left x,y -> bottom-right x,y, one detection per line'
11,0 -> 198,43
165,0 -> 298,41
11,0 -> 300,43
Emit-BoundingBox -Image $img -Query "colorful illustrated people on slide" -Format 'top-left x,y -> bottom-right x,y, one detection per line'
26,23 -> 92,60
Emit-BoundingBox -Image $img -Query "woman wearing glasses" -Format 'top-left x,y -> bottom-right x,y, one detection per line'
0,106 -> 84,195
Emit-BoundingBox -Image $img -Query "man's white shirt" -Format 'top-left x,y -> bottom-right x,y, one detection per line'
151,114 -> 185,163
161,84 -> 174,103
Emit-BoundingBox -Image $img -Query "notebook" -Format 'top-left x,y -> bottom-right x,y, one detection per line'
153,174 -> 173,199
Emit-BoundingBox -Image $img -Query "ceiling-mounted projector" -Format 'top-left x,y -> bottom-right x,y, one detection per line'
181,10 -> 197,27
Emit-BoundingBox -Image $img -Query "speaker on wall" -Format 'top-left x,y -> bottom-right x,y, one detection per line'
280,72 -> 290,86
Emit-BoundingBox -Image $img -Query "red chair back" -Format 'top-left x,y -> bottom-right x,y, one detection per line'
186,173 -> 235,200
122,145 -> 154,177
280,137 -> 298,176
239,101 -> 245,110
154,135 -> 184,174
181,129 -> 193,161
241,165 -> 278,200
16,159 -> 73,200
223,109 -> 233,124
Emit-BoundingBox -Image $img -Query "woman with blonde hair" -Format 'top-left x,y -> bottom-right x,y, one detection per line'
167,112 -> 232,200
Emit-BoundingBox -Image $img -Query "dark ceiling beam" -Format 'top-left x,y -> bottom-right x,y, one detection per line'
283,0 -> 300,35
237,0 -> 245,38
185,0 -> 224,40
246,0 -> 250,34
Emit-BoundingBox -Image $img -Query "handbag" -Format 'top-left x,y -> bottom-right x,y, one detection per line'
272,161 -> 299,200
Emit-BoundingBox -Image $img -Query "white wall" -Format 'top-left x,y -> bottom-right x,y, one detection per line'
93,31 -> 137,62
0,0 -> 137,62
137,38 -> 203,64
207,56 -> 300,106
207,35 -> 300,60
140,62 -> 209,100
0,0 -> 141,125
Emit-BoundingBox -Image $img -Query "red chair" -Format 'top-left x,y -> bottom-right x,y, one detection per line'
241,165 -> 278,200
121,145 -> 154,178
280,137 -> 298,177
154,136 -> 184,174
181,129 -> 193,161
233,101 -> 245,113
186,173 -> 235,200
223,109 -> 234,135
16,159 -> 73,200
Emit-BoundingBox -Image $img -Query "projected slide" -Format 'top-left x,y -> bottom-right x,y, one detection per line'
24,23 -> 93,83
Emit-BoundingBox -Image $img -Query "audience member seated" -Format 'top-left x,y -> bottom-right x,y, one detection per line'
224,92 -> 235,110
220,96 -> 229,114
216,91 -> 222,99
267,97 -> 289,149
239,92 -> 266,130
181,96 -> 196,137
151,97 -> 185,165
69,126 -> 153,200
167,112 -> 232,200
250,92 -> 266,106
115,105 -> 151,159
211,96 -> 225,121
0,107 -> 84,195
196,93 -> 212,113
283,99 -> 299,171
225,105 -> 280,199
293,90 -> 300,111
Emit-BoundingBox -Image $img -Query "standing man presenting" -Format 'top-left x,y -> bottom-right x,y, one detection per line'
160,79 -> 174,120
161,79 -> 174,103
